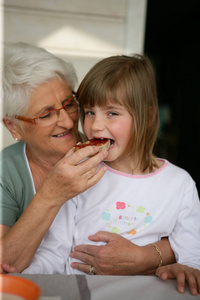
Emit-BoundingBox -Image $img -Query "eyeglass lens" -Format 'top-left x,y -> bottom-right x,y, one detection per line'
36,99 -> 78,126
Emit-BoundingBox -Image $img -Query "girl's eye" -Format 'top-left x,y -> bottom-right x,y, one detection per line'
84,110 -> 94,116
108,112 -> 118,116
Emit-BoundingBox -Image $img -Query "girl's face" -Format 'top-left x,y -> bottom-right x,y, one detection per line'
84,101 -> 133,172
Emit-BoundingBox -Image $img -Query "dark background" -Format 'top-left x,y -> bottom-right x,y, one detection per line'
144,0 -> 200,193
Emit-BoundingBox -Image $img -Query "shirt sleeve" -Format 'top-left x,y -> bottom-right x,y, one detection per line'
0,182 -> 20,227
0,142 -> 35,226
23,200 -> 76,274
169,181 -> 200,269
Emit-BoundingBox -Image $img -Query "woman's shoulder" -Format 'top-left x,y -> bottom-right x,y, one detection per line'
0,142 -> 26,170
1,141 -> 25,155
0,141 -> 34,198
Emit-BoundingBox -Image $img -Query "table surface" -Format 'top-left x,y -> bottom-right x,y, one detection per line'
14,274 -> 198,300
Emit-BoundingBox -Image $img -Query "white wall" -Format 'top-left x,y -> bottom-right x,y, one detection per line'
0,0 -> 147,150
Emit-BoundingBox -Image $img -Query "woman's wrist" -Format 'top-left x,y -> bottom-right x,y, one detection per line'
137,245 -> 162,275
138,238 -> 175,275
36,183 -> 66,210
147,243 -> 163,267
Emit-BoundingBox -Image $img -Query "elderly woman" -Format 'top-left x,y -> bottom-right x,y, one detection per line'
1,43 -> 199,296
0,42 -> 108,272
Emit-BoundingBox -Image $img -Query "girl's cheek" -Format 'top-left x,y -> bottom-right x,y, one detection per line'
84,122 -> 90,137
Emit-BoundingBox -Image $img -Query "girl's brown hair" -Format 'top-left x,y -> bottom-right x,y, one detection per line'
77,54 -> 159,172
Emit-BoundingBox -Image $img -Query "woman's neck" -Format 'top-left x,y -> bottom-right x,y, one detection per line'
26,146 -> 61,192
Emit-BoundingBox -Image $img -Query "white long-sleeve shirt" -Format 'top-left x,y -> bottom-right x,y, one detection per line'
23,160 -> 200,274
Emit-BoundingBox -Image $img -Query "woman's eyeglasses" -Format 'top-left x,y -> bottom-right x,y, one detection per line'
15,95 -> 79,127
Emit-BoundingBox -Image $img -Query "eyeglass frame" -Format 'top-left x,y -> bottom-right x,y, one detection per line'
14,92 -> 78,125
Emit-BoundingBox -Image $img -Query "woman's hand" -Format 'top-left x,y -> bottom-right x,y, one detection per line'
70,232 -> 174,276
39,146 -> 108,208
0,263 -> 18,274
156,263 -> 200,296
70,231 -> 152,275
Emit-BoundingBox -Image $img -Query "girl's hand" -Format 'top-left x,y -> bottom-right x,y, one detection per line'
156,263 -> 200,296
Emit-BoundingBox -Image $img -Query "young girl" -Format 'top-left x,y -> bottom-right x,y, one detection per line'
23,54 -> 200,294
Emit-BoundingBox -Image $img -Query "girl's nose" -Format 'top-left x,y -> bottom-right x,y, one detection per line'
91,116 -> 105,131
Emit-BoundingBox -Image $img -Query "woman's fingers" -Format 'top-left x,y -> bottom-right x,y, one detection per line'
70,250 -> 94,267
71,244 -> 99,259
71,262 -> 91,275
86,165 -> 107,188
64,146 -> 107,166
76,150 -> 108,175
1,263 -> 18,273
41,148 -> 108,206
63,147 -> 108,179
88,231 -> 119,243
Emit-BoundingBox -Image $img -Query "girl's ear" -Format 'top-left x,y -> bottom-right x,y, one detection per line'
3,117 -> 22,141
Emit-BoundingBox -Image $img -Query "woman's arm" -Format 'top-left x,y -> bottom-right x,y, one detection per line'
0,198 -> 61,273
22,200 -> 76,275
0,147 -> 108,273
70,231 -> 175,275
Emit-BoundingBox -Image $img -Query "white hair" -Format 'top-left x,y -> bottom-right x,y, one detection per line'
3,42 -> 78,117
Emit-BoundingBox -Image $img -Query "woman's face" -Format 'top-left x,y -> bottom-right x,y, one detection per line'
16,77 -> 79,162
